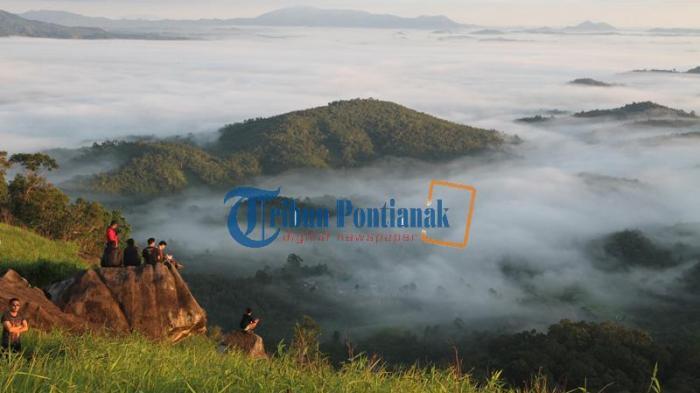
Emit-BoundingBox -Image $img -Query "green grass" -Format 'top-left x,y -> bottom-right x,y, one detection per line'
0,330 -> 560,393
0,223 -> 89,286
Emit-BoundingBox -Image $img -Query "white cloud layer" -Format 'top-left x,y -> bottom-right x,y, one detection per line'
1,28 -> 700,332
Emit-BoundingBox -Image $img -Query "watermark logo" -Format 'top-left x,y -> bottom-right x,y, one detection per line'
225,180 -> 476,249
421,180 -> 477,249
224,186 -> 282,248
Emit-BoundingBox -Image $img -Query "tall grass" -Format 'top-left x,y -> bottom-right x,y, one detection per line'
0,330 -> 569,393
0,223 -> 89,286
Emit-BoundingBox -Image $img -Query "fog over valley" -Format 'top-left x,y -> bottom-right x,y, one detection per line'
2,23 -> 700,347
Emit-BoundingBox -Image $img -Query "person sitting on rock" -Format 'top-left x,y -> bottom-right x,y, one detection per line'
2,298 -> 28,353
142,238 -> 158,265
239,307 -> 260,333
122,238 -> 142,267
156,241 -> 184,269
101,220 -> 121,267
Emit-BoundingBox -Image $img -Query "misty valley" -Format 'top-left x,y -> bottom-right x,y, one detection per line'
2,14 -> 700,393
29,94 -> 700,391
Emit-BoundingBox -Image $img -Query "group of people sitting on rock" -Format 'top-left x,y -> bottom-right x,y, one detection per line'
101,221 -> 182,269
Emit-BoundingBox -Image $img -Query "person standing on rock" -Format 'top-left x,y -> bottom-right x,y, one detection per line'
122,238 -> 142,267
101,220 -> 121,267
240,307 -> 260,333
2,298 -> 28,353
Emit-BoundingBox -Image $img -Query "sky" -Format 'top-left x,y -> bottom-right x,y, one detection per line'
2,0 -> 700,28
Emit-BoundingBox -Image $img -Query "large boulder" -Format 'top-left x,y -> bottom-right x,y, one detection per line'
0,269 -> 86,332
47,263 -> 207,342
221,331 -> 268,359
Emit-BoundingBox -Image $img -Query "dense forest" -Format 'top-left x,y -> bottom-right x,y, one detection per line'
185,251 -> 700,393
63,99 -> 510,196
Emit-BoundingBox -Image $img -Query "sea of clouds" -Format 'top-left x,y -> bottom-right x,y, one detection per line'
1,27 -> 699,333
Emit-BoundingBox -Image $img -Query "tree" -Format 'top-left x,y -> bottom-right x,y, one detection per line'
9,153 -> 58,173
66,199 -> 131,256
0,151 -> 10,219
8,173 -> 70,239
7,153 -> 59,205
6,151 -> 130,258
291,315 -> 323,365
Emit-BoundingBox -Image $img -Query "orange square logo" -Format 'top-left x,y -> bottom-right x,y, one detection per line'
421,180 -> 476,249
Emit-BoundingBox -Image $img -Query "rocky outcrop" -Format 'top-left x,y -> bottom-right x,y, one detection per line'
47,263 -> 207,342
0,269 -> 86,332
221,331 -> 268,359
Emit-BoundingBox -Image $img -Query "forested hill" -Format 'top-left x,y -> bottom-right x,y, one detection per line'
574,101 -> 698,120
216,99 -> 507,172
79,99 -> 510,195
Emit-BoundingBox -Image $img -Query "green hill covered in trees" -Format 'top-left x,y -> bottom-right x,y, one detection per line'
215,99 -> 507,171
573,101 -> 698,120
76,99 -> 509,195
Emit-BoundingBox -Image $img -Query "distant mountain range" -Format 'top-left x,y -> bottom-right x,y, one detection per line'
524,20 -> 618,35
563,20 -> 617,32
0,10 -> 169,39
647,28 -> 700,35
632,66 -> 700,74
573,102 -> 697,120
21,7 -> 466,30
233,7 -> 464,29
517,102 -> 699,125
1,10 -> 118,38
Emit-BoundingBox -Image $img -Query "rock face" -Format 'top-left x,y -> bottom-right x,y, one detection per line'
48,263 -> 207,342
0,269 -> 86,332
221,331 -> 268,359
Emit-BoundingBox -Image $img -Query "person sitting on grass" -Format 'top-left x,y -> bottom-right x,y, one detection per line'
239,307 -> 260,333
2,298 -> 28,353
122,238 -> 142,267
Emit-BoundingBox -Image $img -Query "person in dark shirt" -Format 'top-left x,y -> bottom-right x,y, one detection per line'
156,241 -> 168,264
142,238 -> 157,265
2,298 -> 28,353
122,238 -> 142,267
239,307 -> 260,333
156,241 -> 184,269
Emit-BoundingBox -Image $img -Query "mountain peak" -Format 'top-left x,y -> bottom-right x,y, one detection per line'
244,6 -> 463,29
565,20 -> 617,32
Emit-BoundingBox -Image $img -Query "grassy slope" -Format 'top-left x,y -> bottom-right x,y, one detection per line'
0,223 -> 89,286
1,330 -> 547,393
